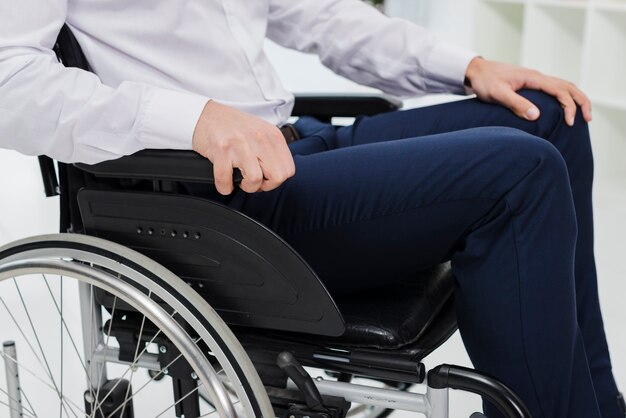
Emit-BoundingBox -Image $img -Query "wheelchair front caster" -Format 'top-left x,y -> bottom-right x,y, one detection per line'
470,413 -> 487,418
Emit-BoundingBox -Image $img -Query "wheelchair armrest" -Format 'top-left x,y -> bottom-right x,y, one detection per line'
293,93 -> 402,119
75,149 -> 243,184
75,95 -> 401,182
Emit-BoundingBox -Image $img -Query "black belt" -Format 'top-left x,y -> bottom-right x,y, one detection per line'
279,123 -> 300,144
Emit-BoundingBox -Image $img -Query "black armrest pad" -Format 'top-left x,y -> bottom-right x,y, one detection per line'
76,95 -> 401,182
75,150 -> 242,184
292,93 -> 402,119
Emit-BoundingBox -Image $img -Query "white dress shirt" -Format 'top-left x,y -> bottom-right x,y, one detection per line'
0,0 -> 476,164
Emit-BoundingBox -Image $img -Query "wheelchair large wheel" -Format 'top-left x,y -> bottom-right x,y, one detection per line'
0,234 -> 273,418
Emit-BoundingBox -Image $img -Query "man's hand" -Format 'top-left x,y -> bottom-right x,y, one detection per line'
192,101 -> 296,195
465,57 -> 592,127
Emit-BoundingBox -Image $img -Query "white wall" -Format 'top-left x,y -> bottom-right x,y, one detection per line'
0,153 -> 60,244
419,0 -> 476,49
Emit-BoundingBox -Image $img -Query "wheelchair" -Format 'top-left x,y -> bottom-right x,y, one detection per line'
0,25 -> 531,418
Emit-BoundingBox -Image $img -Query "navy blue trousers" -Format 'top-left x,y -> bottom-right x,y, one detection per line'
214,90 -> 620,417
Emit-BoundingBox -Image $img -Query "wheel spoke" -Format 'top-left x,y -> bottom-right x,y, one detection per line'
1,352 -> 60,396
42,276 -> 90,382
0,294 -> 53,384
0,386 -> 36,417
40,275 -> 84,416
198,377 -> 239,417
199,398 -> 242,417
12,279 -> 73,418
90,296 -> 117,418
59,276 -> 64,418
119,290 -> 151,418
86,283 -> 96,407
18,386 -> 37,418
94,309 -> 179,415
0,351 -> 85,414
0,397 -> 37,418
59,394 -> 81,418
154,381 -> 201,418
103,336 -> 200,418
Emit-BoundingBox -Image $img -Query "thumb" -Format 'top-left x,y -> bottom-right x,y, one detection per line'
498,89 -> 540,121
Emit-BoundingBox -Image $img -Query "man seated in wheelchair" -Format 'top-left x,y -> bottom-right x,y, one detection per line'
0,0 -> 623,417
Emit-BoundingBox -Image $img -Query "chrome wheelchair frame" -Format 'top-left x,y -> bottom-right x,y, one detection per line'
0,24 -> 531,418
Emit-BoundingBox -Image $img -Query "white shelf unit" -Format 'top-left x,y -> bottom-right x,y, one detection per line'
473,0 -> 626,178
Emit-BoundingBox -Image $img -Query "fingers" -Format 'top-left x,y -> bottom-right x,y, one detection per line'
531,75 -> 592,126
466,60 -> 592,127
497,77 -> 592,127
498,88 -> 541,121
192,101 -> 295,195
212,136 -> 264,195
559,90 -> 578,127
231,128 -> 295,194
258,128 -> 296,192
259,156 -> 296,192
539,81 -> 578,126
236,149 -> 264,194
213,160 -> 234,196
569,84 -> 592,123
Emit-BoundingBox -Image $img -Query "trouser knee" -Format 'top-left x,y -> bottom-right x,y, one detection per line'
492,129 -> 576,231
519,89 -> 594,185
496,127 -> 569,180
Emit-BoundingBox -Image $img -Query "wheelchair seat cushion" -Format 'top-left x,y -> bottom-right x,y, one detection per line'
333,263 -> 455,350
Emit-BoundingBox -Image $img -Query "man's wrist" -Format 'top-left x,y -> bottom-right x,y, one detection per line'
464,75 -> 472,88
464,56 -> 485,89
192,99 -> 214,152
420,42 -> 479,93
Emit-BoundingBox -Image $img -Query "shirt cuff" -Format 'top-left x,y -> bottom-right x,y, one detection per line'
423,42 -> 479,93
139,87 -> 209,150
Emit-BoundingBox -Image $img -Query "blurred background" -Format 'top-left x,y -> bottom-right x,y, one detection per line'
0,0 -> 624,416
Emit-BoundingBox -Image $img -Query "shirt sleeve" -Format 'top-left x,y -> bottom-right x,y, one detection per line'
0,1 -> 208,164
266,0 -> 478,97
